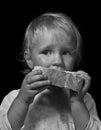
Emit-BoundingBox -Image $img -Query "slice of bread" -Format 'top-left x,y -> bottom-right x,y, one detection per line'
33,66 -> 91,92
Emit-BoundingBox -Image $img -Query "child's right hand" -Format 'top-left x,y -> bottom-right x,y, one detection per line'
18,69 -> 51,104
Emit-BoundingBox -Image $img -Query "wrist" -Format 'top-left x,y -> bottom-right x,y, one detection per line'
17,93 -> 31,107
70,98 -> 85,112
70,96 -> 83,104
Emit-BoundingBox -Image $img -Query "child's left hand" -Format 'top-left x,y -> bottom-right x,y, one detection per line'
66,77 -> 91,102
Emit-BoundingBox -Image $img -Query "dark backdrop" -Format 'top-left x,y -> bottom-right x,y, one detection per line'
1,1 -> 101,119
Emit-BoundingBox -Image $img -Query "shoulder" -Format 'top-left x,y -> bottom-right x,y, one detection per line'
84,92 -> 94,104
83,92 -> 98,116
0,89 -> 20,111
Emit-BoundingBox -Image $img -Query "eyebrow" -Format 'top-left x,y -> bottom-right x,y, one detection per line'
64,44 -> 77,50
39,45 -> 77,52
39,44 -> 55,50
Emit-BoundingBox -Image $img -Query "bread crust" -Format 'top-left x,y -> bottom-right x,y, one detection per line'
33,66 -> 91,92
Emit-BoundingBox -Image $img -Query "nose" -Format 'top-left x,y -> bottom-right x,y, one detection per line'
52,53 -> 64,67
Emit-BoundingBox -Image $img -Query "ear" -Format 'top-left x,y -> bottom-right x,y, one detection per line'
24,51 -> 33,69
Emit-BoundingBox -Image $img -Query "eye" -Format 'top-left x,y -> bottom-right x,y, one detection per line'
62,50 -> 71,55
41,50 -> 52,55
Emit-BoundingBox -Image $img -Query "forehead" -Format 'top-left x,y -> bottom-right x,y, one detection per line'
31,28 -> 77,50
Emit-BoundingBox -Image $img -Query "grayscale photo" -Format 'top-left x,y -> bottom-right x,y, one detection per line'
0,2 -> 101,130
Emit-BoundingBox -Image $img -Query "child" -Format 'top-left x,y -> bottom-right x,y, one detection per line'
0,12 -> 101,130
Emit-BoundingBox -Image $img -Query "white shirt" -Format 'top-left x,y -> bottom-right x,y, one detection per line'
0,89 -> 101,130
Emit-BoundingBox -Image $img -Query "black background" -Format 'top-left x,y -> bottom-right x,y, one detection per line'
1,1 -> 101,119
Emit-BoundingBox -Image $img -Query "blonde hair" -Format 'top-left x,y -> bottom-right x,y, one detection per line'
21,12 -> 82,73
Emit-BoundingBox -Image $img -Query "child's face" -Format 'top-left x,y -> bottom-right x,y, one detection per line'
30,28 -> 77,71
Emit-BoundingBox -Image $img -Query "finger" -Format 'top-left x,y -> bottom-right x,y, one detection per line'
28,69 -> 42,77
83,78 -> 90,92
28,80 -> 51,90
80,79 -> 91,98
26,74 -> 47,84
27,85 -> 48,96
78,79 -> 84,88
25,70 -> 43,82
25,69 -> 42,79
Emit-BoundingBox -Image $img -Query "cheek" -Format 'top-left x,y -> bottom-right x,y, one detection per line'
31,54 -> 52,67
63,56 -> 75,70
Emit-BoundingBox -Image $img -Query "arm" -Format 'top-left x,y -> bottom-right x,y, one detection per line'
66,76 -> 91,130
7,70 -> 50,130
66,73 -> 101,130
0,90 -> 19,130
70,98 -> 90,130
7,94 -> 30,130
70,93 -> 101,130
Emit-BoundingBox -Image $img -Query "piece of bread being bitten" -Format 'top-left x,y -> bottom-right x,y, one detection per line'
33,66 -> 91,92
